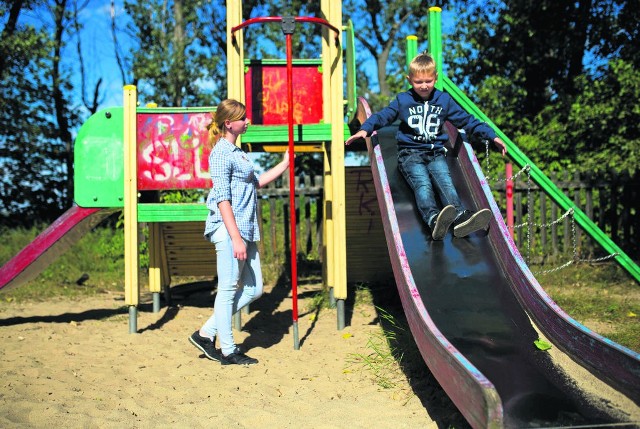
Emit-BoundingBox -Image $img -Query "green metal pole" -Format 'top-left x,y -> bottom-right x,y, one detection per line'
345,19 -> 357,118
406,35 -> 418,73
428,6 -> 443,89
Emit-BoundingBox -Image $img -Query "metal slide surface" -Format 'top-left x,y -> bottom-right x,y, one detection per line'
365,124 -> 640,428
0,206 -> 115,291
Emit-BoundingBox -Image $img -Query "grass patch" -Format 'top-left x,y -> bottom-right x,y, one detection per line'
536,262 -> 640,352
1,225 -> 125,303
346,307 -> 412,396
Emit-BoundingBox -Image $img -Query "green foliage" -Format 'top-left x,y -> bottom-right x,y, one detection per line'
124,0 -> 224,106
343,0 -> 431,99
0,16 -> 71,226
569,60 -> 640,177
160,189 -> 206,203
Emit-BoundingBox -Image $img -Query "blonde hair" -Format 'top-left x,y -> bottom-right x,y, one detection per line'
207,99 -> 247,147
408,52 -> 437,77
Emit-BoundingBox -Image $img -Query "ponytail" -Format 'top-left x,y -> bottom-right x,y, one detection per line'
206,99 -> 247,149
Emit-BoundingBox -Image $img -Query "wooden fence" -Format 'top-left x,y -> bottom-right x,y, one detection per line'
254,167 -> 637,277
256,173 -> 323,269
256,167 -> 392,283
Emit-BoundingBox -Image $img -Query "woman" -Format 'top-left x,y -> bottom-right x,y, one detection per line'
189,99 -> 290,365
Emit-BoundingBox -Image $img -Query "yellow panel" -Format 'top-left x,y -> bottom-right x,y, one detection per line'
257,145 -> 324,153
148,223 -> 162,293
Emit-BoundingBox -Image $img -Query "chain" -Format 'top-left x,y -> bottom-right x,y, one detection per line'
509,208 -> 573,230
533,260 -> 574,275
481,144 -> 619,275
578,253 -> 620,263
531,210 -> 619,275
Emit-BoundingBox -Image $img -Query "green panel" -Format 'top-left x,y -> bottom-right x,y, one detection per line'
136,106 -> 215,114
244,58 -> 322,66
442,76 -> 640,283
74,108 -> 125,208
243,123 -> 351,143
138,203 -> 208,222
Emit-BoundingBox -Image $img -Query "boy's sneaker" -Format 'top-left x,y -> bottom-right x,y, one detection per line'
189,330 -> 222,362
453,209 -> 492,238
430,205 -> 457,240
221,347 -> 258,366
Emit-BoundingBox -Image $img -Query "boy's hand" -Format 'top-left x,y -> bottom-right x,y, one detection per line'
345,130 -> 367,146
494,137 -> 507,157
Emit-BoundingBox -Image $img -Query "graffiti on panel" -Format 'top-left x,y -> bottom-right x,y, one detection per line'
351,169 -> 379,233
137,112 -> 213,190
244,64 -> 323,125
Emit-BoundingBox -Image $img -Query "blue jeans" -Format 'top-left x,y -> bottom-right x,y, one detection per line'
397,148 -> 464,226
201,224 -> 263,356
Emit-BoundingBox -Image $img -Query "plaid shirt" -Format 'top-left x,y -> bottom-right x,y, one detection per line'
204,138 -> 261,241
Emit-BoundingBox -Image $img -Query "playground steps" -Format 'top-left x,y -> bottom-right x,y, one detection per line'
148,221 -> 215,297
160,222 -> 214,278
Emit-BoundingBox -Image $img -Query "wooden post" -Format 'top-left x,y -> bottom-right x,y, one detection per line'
123,85 -> 139,333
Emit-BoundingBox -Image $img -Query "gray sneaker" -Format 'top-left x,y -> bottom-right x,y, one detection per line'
430,205 -> 457,240
189,331 -> 222,362
453,209 -> 492,237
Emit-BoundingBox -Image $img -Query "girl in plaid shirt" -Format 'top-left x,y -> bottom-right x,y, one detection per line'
190,99 -> 291,365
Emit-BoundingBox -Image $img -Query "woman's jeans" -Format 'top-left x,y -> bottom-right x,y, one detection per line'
201,224 -> 263,356
397,148 -> 464,227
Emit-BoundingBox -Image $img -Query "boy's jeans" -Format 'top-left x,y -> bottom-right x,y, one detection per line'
397,148 -> 464,227
201,224 -> 263,356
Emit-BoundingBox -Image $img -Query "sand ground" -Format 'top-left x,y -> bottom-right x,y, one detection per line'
0,279 -> 468,428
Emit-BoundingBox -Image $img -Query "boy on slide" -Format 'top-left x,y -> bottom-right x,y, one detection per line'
346,52 -> 506,240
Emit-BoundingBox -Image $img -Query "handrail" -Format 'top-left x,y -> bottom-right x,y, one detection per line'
231,16 -> 340,43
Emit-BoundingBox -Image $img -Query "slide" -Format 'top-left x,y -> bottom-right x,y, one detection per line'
357,100 -> 640,428
0,206 -> 116,291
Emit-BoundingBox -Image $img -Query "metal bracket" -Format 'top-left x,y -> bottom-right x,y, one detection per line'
281,16 -> 295,34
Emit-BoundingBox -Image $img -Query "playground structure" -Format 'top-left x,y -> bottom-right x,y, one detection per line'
1,3 -> 639,428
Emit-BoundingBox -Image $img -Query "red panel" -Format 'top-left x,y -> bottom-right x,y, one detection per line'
136,112 -> 213,191
245,63 -> 323,125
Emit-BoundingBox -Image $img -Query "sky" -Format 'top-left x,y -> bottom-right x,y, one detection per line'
63,1 -> 454,113
76,0 -> 134,109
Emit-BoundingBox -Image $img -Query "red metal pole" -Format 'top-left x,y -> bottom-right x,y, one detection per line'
506,163 -> 514,239
286,32 -> 299,334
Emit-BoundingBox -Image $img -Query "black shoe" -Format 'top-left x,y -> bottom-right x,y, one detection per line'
453,209 -> 492,237
430,205 -> 457,240
221,347 -> 258,366
189,331 -> 222,362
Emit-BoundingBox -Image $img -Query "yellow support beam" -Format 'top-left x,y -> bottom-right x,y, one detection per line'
123,85 -> 139,332
322,0 -> 347,324
226,1 -> 244,105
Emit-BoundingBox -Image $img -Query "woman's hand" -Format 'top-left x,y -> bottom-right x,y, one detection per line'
282,149 -> 295,166
232,236 -> 247,260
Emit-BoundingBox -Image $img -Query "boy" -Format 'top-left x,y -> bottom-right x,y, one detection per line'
345,52 -> 507,240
